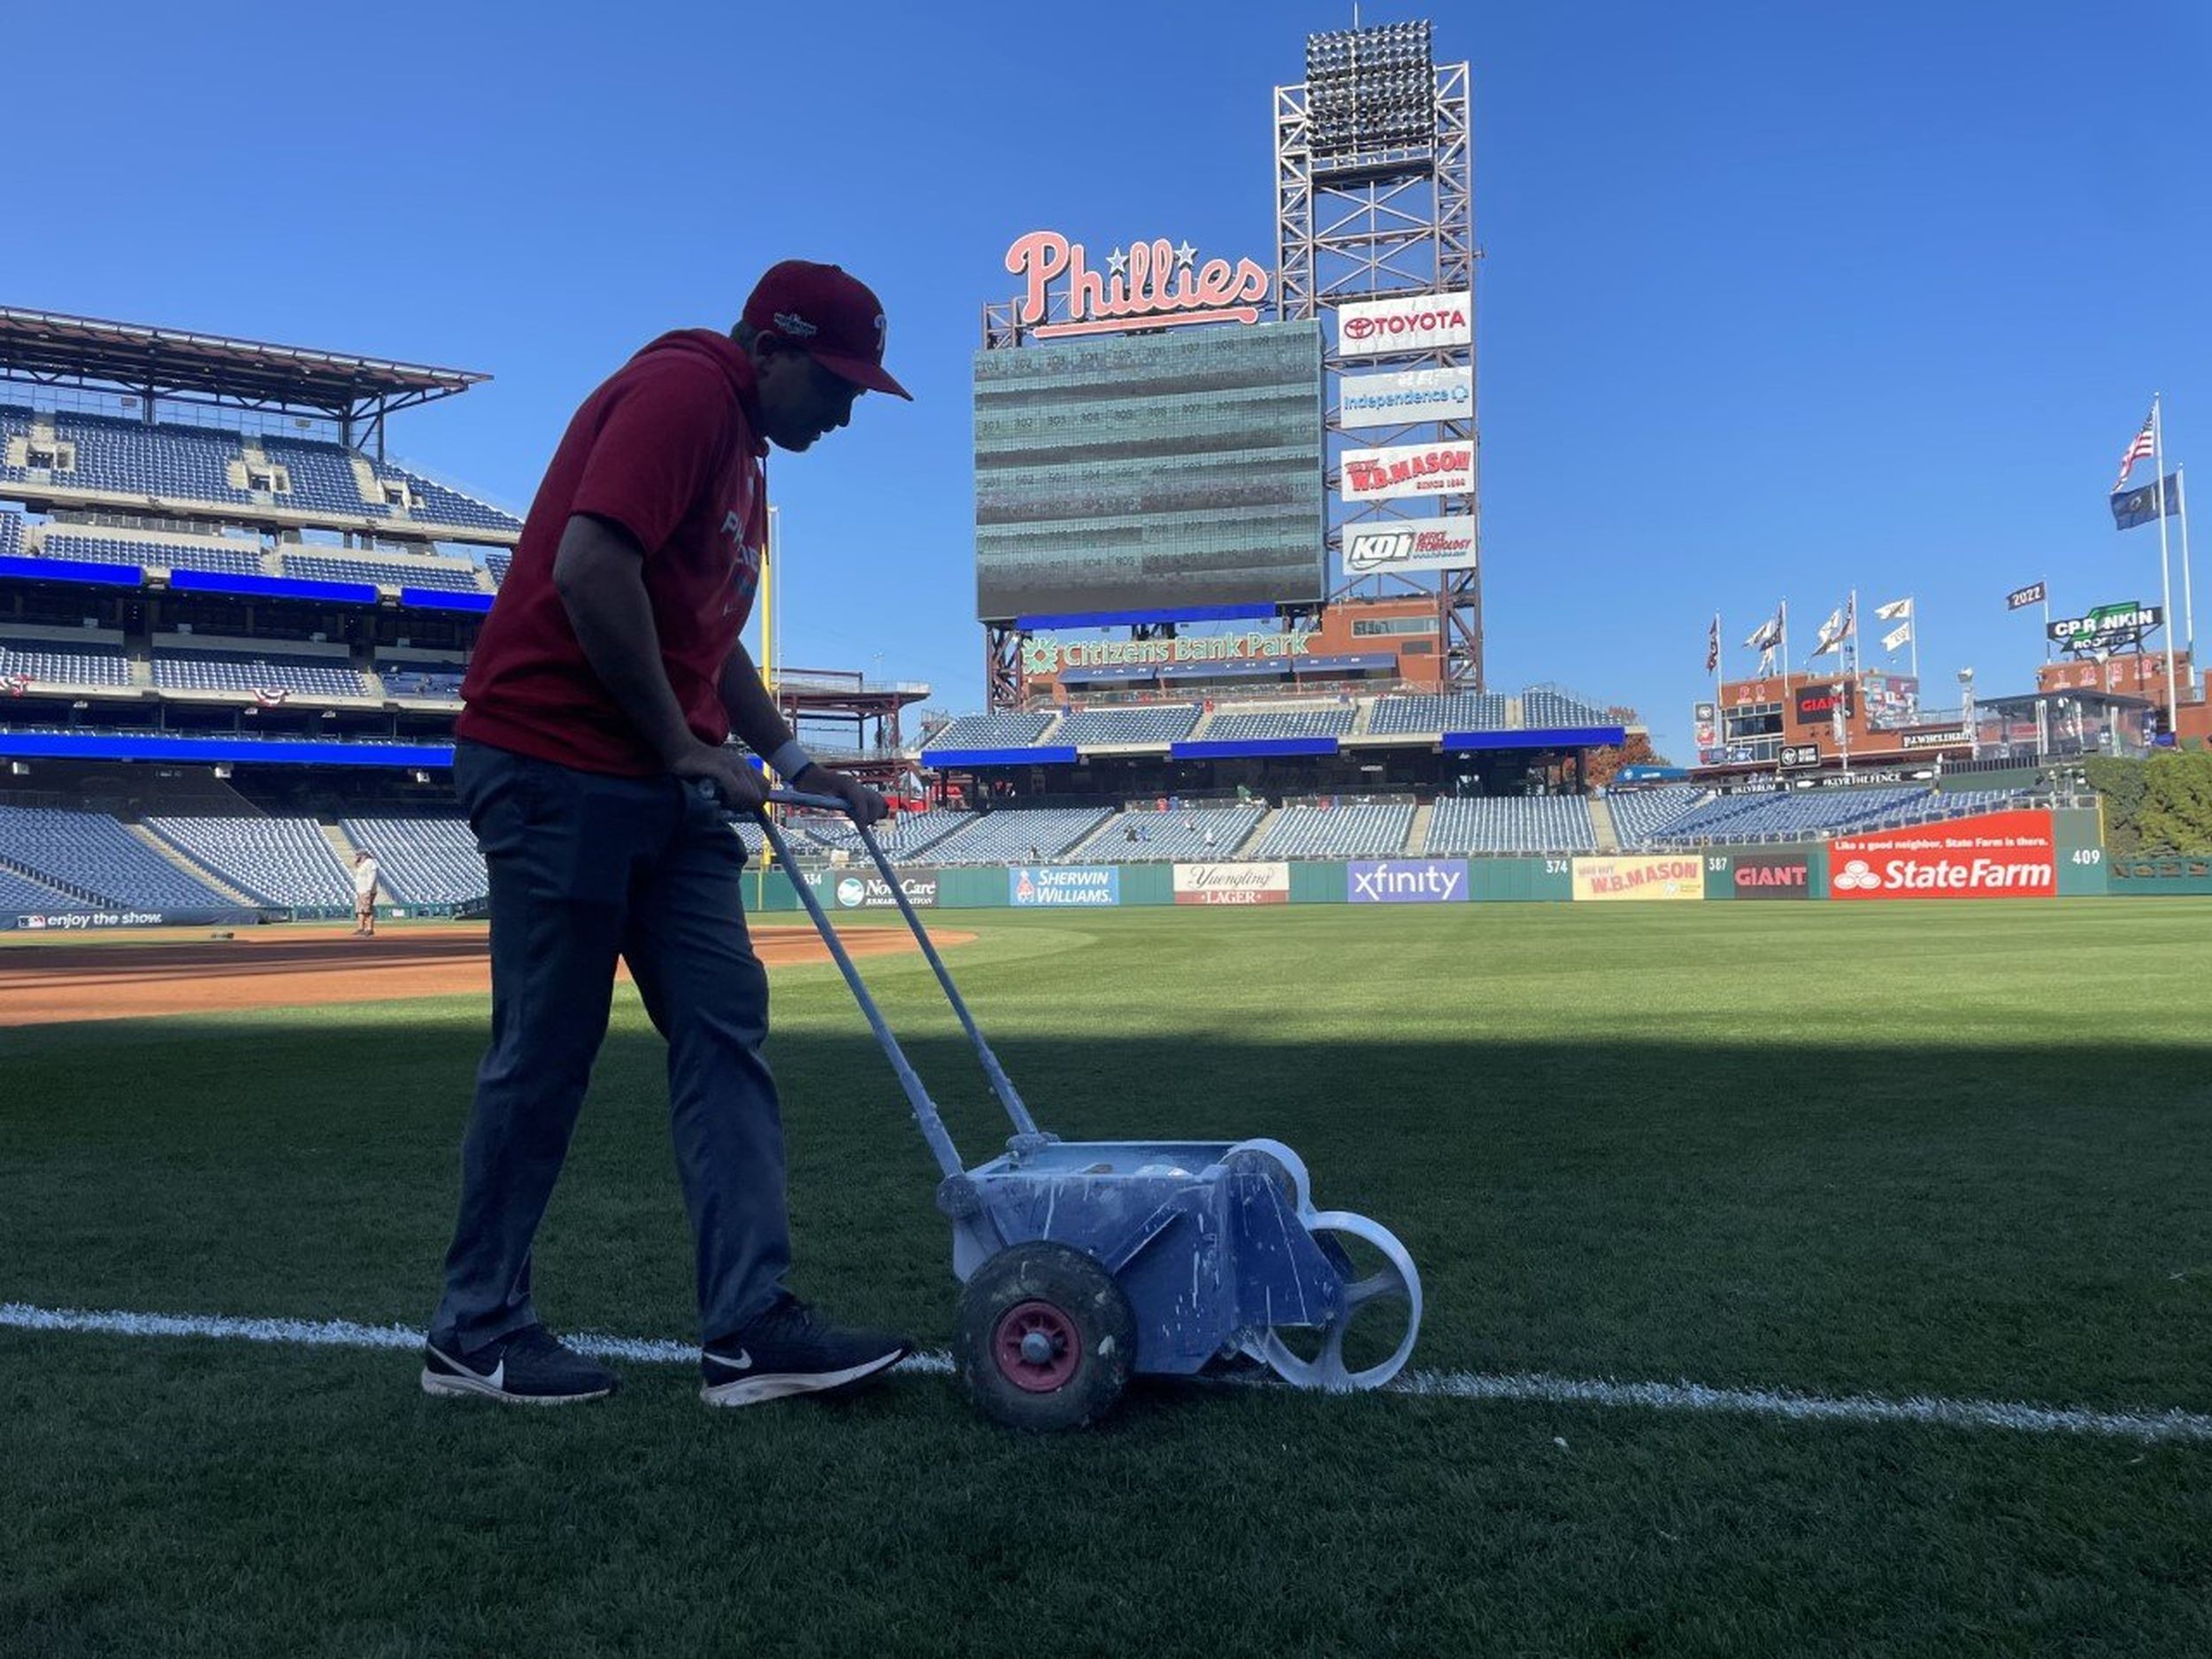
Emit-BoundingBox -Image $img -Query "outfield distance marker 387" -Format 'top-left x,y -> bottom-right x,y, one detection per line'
755,788 -> 1425,1431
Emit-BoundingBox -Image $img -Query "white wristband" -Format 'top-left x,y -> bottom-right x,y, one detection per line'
768,740 -> 815,781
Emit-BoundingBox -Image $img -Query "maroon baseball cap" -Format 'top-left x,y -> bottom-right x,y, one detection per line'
741,260 -> 912,400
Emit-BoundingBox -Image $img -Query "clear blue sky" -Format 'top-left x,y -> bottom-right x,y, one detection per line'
21,0 -> 2208,759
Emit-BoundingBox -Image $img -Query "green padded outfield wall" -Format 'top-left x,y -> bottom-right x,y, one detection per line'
2053,806 -> 2109,896
1466,856 -> 1576,902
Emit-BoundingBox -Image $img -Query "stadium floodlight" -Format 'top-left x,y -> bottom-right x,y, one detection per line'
1304,19 -> 1435,157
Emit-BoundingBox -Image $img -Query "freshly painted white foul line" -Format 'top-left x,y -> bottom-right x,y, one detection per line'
4,1301 -> 2204,1442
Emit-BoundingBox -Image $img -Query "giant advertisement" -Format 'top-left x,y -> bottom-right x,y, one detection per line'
1338,366 -> 1472,429
1340,442 -> 1475,503
1010,865 -> 1120,907
1347,859 -> 1470,903
1173,863 -> 1290,905
1335,290 -> 1473,358
1828,810 -> 2056,901
1728,851 -> 1813,900
1342,517 -> 1476,577
1571,855 -> 1705,902
972,321 -> 1326,620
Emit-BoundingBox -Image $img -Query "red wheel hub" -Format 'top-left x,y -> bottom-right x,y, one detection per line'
992,1299 -> 1082,1393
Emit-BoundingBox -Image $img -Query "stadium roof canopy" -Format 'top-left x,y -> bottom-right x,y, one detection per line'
0,305 -> 488,426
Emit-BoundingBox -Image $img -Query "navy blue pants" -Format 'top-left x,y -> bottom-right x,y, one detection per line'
430,739 -> 787,1353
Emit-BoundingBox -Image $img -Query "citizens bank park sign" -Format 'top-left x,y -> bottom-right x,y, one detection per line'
1828,810 -> 2055,901
1343,518 -> 1475,576
1335,290 -> 1473,358
1004,230 -> 1270,339
1022,628 -> 1314,675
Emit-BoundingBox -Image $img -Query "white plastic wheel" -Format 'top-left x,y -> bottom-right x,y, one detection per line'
1220,1137 -> 1314,1212
1240,1209 -> 1423,1393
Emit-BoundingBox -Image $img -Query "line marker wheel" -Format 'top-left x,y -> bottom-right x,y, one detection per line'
956,1241 -> 1134,1432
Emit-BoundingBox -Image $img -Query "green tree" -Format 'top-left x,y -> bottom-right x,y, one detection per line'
2080,757 -> 2147,854
2138,750 -> 2212,854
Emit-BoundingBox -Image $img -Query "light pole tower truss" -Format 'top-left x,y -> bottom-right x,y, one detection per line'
1276,24 -> 1480,687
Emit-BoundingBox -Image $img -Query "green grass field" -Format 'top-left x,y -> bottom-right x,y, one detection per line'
6,900 -> 2212,1657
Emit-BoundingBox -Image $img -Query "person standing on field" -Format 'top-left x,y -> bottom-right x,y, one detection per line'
351,850 -> 380,937
421,262 -> 913,1408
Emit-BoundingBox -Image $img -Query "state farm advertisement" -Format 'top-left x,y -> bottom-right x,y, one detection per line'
1173,862 -> 1290,905
1336,290 -> 1473,358
1571,856 -> 1705,902
1827,810 -> 2056,902
1340,442 -> 1474,503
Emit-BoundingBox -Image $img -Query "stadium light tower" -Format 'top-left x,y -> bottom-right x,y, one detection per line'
1276,19 -> 1480,686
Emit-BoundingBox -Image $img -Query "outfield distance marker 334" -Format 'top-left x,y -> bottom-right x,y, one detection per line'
752,787 -> 1425,1431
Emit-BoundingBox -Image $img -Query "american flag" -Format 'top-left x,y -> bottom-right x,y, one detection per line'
1705,614 -> 1720,673
2114,406 -> 2156,491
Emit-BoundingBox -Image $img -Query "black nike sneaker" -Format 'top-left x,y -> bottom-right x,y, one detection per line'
700,1294 -> 910,1408
420,1323 -> 619,1404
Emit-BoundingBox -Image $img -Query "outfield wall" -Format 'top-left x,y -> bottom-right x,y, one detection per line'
724,808 -> 2119,915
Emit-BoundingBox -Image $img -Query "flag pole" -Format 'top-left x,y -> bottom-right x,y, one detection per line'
2042,580 -> 2052,663
2154,395 -> 2178,734
2178,465 -> 2195,682
1909,595 -> 1919,683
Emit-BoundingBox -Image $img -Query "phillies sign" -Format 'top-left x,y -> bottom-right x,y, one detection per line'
1341,443 -> 1473,502
1343,518 -> 1476,575
1005,230 -> 1269,340
1828,810 -> 2056,901
1336,290 -> 1472,357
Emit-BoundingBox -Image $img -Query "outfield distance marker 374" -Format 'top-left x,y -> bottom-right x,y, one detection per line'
754,787 -> 1425,1431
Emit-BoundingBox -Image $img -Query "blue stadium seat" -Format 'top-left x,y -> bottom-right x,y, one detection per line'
279,552 -> 485,592
1425,795 -> 1595,854
1051,704 -> 1202,745
0,805 -> 234,909
0,634 -> 132,687
338,818 -> 488,904
1202,705 -> 1355,741
151,649 -> 372,698
926,710 -> 1057,749
1368,693 -> 1509,734
1251,803 -> 1414,857
925,807 -> 1117,864
1087,803 -> 1266,860
146,818 -> 352,907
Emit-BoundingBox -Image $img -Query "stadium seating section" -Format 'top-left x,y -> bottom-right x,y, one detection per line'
0,635 -> 131,686
1523,689 -> 1611,727
1050,704 -> 1202,745
0,805 -> 233,910
279,552 -> 485,592
926,807 -> 1117,864
1643,786 -> 1930,844
1085,804 -> 1266,860
1604,786 -> 1705,849
151,649 -> 372,698
0,511 -> 22,557
1425,795 -> 1595,855
0,405 -> 519,536
485,550 -> 511,586
1251,803 -> 1416,858
43,532 -> 268,575
790,810 -> 971,860
146,817 -> 351,907
1202,705 -> 1356,741
0,862 -> 75,912
926,710 -> 1058,749
339,818 -> 487,905
380,663 -> 467,698
1368,692 -> 1509,734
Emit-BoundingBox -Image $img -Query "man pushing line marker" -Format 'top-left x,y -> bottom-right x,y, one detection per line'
422,262 -> 914,1408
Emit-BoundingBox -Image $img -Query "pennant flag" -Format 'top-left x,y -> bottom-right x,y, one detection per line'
1810,605 -> 1848,657
1705,614 -> 1720,674
1743,607 -> 1784,651
1756,645 -> 1778,676
1882,621 -> 1913,653
3,672 -> 31,697
2110,472 -> 2179,531
2114,406 -> 2156,490
1874,597 -> 1912,622
250,687 -> 290,709
2006,580 -> 2046,611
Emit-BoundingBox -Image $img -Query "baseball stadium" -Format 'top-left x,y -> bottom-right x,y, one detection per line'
6,15 -> 2212,1659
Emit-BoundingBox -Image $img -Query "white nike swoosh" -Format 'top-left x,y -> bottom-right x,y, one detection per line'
484,1359 -> 504,1390
705,1348 -> 753,1371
